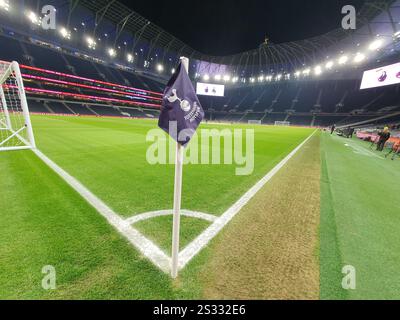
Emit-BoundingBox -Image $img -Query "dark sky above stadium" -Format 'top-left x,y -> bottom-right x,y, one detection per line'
120,0 -> 366,56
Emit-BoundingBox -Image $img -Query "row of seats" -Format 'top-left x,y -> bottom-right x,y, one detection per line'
199,80 -> 400,115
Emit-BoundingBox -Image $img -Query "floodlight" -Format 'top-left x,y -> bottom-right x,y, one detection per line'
354,52 -> 366,63
0,0 -> 10,11
214,75 -> 221,81
86,37 -> 96,49
314,66 -> 322,76
27,11 -> 40,25
108,48 -> 116,57
127,54 -> 134,63
59,27 -> 71,40
369,39 -> 383,51
325,61 -> 334,69
338,55 -> 348,65
156,64 -> 164,72
203,74 -> 210,81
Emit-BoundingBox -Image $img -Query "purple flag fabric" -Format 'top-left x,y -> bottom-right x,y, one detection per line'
158,62 -> 204,146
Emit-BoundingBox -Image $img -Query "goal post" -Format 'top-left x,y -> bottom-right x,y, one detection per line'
0,61 -> 36,151
274,121 -> 290,126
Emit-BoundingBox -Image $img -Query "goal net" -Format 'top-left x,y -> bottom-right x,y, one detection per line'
248,120 -> 262,125
274,121 -> 290,126
0,61 -> 35,151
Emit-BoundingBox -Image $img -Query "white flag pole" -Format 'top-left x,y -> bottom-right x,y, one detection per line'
171,56 -> 189,278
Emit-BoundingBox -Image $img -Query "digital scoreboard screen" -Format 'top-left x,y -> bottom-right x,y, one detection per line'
196,82 -> 225,97
360,62 -> 400,90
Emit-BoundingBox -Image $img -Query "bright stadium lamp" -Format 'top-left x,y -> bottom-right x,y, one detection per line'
26,11 -> 40,25
354,52 -> 366,63
232,77 -> 238,83
108,48 -> 116,57
156,64 -> 164,72
338,55 -> 348,65
171,68 -> 175,74
276,74 -> 282,81
314,66 -> 322,76
59,27 -> 71,40
325,61 -> 334,69
214,74 -> 221,81
0,0 -> 10,11
258,75 -> 264,82
369,39 -> 383,51
294,71 -> 301,78
223,75 -> 231,82
303,69 -> 311,76
203,74 -> 210,81
86,37 -> 96,50
127,53 -> 134,63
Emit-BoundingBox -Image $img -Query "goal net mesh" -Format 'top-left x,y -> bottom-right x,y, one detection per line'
0,61 -> 34,150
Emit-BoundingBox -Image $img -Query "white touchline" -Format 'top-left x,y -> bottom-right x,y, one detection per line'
31,129 -> 316,275
178,130 -> 317,270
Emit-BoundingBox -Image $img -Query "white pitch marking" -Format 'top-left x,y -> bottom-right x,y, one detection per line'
178,130 -> 317,270
126,210 -> 217,225
32,148 -> 171,273
32,130 -> 316,275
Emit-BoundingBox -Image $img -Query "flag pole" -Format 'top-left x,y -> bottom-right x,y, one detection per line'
171,56 -> 189,278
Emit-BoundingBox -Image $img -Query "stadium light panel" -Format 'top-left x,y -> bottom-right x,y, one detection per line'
223,75 -> 231,82
232,77 -> 239,83
86,37 -> 96,50
250,77 -> 255,83
302,69 -> 311,76
275,74 -> 282,81
325,61 -> 334,69
354,52 -> 366,63
214,75 -> 221,81
258,75 -> 264,82
369,39 -> 383,51
314,66 -> 322,76
294,71 -> 301,78
203,74 -> 210,81
156,64 -> 164,72
338,55 -> 348,65
59,27 -> 71,40
127,54 -> 134,63
26,11 -> 40,25
0,0 -> 10,11
108,48 -> 116,57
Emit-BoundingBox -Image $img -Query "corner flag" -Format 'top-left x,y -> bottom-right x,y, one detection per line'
158,57 -> 203,279
158,61 -> 204,146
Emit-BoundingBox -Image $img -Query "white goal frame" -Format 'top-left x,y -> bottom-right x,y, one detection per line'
274,121 -> 291,126
0,61 -> 36,152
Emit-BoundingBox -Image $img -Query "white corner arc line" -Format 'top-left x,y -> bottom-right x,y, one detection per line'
126,210 -> 218,225
178,130 -> 317,270
32,148 -> 171,273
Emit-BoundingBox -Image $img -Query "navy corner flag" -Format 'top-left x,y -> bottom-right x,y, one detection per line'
158,62 -> 204,147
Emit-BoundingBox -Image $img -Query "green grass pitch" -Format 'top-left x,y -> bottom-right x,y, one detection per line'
1,115 -> 399,299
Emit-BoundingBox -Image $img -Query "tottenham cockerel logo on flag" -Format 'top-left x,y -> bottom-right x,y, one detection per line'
158,62 -> 204,146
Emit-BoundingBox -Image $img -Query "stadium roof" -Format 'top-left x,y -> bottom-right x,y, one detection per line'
78,0 -> 397,67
